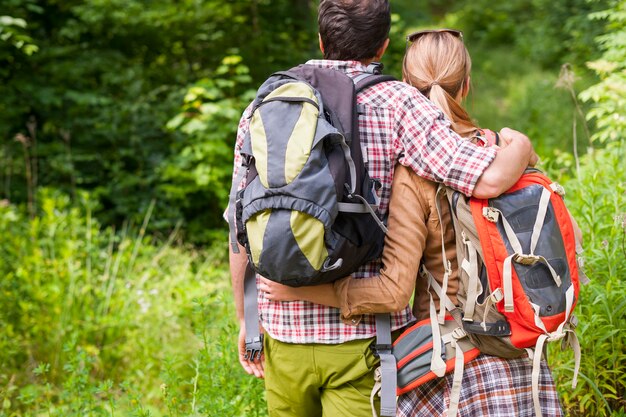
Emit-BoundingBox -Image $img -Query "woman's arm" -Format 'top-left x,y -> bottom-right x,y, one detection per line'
259,165 -> 431,317
332,165 -> 433,317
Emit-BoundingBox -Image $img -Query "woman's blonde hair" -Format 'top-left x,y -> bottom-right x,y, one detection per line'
402,31 -> 477,137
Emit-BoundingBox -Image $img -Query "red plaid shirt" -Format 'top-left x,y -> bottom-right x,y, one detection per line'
231,60 -> 496,344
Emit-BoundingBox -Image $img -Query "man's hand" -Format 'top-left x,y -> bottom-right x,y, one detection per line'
259,277 -> 304,302
238,325 -> 265,379
499,127 -> 539,167
259,277 -> 341,307
473,127 -> 537,198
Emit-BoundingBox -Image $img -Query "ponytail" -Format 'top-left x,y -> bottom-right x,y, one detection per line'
402,32 -> 478,137
428,84 -> 477,137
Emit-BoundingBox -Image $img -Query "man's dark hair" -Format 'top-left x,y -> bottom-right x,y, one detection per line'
318,0 -> 391,61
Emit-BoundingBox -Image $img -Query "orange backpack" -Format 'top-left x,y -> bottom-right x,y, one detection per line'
419,129 -> 587,417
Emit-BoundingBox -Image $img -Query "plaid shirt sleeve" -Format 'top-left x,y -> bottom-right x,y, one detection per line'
223,104 -> 253,222
394,91 -> 497,197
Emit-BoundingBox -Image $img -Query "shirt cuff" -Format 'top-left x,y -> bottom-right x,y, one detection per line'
333,278 -> 363,326
445,141 -> 497,196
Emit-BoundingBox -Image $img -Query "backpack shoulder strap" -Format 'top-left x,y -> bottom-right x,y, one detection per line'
354,74 -> 397,94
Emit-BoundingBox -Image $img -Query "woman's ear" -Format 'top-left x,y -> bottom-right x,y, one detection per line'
319,34 -> 325,54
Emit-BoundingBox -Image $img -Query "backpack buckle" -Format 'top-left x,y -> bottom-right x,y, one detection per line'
242,155 -> 253,168
244,334 -> 264,361
451,327 -> 467,340
366,62 -> 384,75
370,339 -> 392,358
550,182 -> 566,196
513,253 -> 541,265
482,207 -> 500,223
490,288 -> 504,302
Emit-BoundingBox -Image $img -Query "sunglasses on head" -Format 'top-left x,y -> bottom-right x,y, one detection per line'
405,29 -> 464,48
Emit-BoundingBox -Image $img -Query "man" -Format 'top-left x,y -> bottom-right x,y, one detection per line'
229,1 -> 537,415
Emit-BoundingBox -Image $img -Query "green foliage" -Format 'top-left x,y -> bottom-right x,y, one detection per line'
466,47 -> 593,157
0,0 -> 317,243
163,55 -> 256,241
548,142 -> 626,416
579,0 -> 626,144
446,0 -> 609,68
0,15 -> 38,55
0,190 -> 228,414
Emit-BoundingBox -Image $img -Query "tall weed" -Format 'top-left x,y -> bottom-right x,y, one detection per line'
548,141 -> 626,416
0,189 -> 241,414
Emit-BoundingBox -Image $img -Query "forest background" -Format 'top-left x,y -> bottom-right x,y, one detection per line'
0,0 -> 624,416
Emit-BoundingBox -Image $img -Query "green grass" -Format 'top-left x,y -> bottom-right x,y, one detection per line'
0,190 -> 266,416
548,141 -> 626,417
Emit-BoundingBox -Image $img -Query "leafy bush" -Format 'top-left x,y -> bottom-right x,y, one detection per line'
0,0 -> 317,243
0,190 -> 267,415
548,142 -> 626,416
579,0 -> 626,144
466,46 -> 593,157
162,55 -> 255,242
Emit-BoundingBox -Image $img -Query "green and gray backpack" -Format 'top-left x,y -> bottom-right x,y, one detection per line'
228,63 -> 399,417
229,63 -> 393,286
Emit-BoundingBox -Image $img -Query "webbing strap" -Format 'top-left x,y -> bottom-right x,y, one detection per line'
491,207 -> 521,314
494,208 -> 524,254
337,202 -> 379,213
536,255 -> 562,287
434,185 -> 452,325
447,339 -> 466,417
354,74 -> 396,93
228,166 -> 248,253
242,263 -> 263,360
575,242 -> 591,285
374,314 -> 396,416
370,368 -> 382,417
566,329 -> 582,389
502,254 -> 516,312
530,188 -> 552,255
336,136 -> 357,195
555,285 -> 576,335
461,233 -> 481,321
426,269 -> 457,313
421,266 -> 447,378
531,334 -> 549,417
341,194 -> 388,234
429,290 -> 447,377
530,302 -> 548,333
353,72 -> 373,86
480,288 -> 503,331
530,284 -> 578,417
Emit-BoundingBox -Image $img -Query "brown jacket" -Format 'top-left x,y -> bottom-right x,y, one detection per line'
333,164 -> 459,322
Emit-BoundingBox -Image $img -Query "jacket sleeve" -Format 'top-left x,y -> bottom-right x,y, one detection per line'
333,165 -> 430,318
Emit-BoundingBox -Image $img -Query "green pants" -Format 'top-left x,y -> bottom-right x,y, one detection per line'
263,334 -> 380,417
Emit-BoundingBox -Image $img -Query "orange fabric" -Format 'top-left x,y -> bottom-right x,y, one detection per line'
394,316 -> 481,395
469,171 -> 580,348
397,347 -> 481,395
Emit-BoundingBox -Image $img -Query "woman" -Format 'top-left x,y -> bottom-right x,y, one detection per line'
261,30 -> 568,416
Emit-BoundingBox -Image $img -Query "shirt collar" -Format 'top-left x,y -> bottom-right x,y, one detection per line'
305,59 -> 370,75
